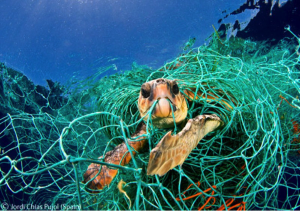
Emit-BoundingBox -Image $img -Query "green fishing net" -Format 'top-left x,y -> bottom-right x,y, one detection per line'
0,28 -> 300,210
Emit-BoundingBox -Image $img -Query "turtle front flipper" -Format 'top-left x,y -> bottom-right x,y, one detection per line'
147,114 -> 223,176
83,122 -> 147,191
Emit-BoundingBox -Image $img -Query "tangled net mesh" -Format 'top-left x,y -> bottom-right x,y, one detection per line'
1,29 -> 300,210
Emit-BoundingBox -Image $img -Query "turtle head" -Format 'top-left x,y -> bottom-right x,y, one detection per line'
138,78 -> 188,128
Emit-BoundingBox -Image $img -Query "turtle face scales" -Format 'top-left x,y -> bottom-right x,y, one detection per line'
138,78 -> 188,128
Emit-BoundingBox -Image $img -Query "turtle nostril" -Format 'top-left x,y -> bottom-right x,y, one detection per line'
156,78 -> 165,84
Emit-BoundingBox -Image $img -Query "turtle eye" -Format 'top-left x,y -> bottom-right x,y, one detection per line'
141,83 -> 151,98
172,83 -> 179,95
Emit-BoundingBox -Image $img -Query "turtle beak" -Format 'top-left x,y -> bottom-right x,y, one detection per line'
153,97 -> 176,118
150,80 -> 177,118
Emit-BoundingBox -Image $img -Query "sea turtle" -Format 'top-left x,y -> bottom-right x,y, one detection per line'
83,78 -> 233,191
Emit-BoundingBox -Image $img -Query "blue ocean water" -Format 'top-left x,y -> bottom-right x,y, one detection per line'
0,0 -> 253,86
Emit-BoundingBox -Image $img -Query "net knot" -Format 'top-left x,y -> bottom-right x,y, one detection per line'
66,155 -> 73,164
134,168 -> 142,180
